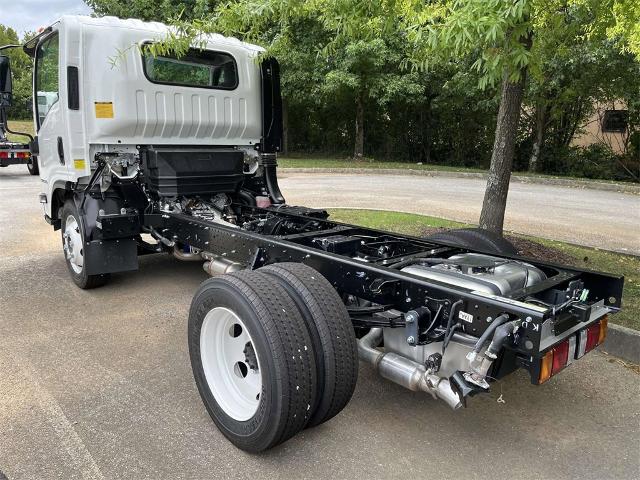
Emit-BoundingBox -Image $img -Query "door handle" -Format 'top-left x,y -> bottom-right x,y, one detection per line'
57,136 -> 64,164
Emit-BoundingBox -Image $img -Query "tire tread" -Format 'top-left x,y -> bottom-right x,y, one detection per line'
261,263 -> 358,427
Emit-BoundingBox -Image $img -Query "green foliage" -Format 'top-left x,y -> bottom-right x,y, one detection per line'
0,25 -> 32,119
85,0 -> 219,22
403,0 -> 532,89
608,0 -> 640,58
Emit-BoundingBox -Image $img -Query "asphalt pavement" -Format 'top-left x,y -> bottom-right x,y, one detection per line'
279,172 -> 640,254
0,166 -> 639,480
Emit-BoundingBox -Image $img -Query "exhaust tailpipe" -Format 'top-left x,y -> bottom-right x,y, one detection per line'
358,328 -> 463,410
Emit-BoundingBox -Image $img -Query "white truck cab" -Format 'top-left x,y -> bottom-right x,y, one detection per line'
24,15 -> 272,222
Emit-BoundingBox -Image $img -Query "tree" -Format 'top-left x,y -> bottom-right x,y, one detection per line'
399,0 -> 533,234
402,0 -> 639,232
522,1 -> 640,174
0,25 -> 33,120
598,0 -> 640,59
84,0 -> 219,22
524,38 -> 639,174
178,0 -> 533,231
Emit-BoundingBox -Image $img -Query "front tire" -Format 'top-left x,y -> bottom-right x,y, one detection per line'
188,271 -> 318,452
61,199 -> 110,289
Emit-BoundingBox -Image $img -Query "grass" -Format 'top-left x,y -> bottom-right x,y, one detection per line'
327,208 -> 639,331
279,156 -> 486,174
4,120 -> 34,143
328,208 -> 466,234
280,156 -> 633,184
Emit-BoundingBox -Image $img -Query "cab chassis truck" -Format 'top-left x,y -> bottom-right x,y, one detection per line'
0,46 -> 38,174
0,16 -> 623,452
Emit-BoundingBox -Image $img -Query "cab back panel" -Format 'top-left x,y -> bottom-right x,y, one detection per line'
72,17 -> 262,147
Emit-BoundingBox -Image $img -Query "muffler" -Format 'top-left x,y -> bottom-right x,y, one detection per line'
358,328 -> 463,409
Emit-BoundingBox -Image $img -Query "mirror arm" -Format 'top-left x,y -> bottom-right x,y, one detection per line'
0,45 -> 22,52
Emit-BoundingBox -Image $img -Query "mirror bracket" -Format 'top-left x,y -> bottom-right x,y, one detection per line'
0,55 -> 13,107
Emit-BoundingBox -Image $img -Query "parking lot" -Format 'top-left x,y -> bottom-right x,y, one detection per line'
0,166 -> 638,480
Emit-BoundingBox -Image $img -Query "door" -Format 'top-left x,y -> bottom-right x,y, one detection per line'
34,31 -> 70,208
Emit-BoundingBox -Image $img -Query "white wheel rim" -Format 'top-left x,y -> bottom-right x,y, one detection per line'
63,214 -> 84,274
200,307 -> 262,421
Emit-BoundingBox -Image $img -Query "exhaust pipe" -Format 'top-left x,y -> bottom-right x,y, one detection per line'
172,245 -> 202,261
358,328 -> 463,410
202,253 -> 243,276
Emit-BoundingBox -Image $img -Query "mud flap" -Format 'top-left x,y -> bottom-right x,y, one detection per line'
84,238 -> 138,275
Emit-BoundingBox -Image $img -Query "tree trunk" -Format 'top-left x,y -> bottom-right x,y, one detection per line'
354,93 -> 364,159
478,71 -> 526,234
281,98 -> 289,156
528,103 -> 546,172
422,98 -> 433,163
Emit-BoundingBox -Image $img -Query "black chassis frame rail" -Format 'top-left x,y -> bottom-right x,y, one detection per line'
145,205 -> 623,378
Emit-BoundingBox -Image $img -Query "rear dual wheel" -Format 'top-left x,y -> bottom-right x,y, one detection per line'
260,263 -> 358,428
188,265 -> 358,452
27,156 -> 39,175
189,271 -> 317,452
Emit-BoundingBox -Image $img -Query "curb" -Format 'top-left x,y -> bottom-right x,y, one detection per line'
280,167 -> 640,194
598,323 -> 640,364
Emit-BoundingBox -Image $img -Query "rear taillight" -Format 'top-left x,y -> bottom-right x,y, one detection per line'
586,323 -> 600,352
577,316 -> 608,358
538,316 -> 608,384
0,151 -> 8,158
551,340 -> 569,375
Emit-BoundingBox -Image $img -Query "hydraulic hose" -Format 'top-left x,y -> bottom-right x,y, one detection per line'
0,108 -> 33,142
486,320 -> 520,358
442,300 -> 463,354
237,189 -> 257,207
472,313 -> 510,354
261,155 -> 285,204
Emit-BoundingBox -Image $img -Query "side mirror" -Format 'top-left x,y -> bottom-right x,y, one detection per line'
0,55 -> 13,107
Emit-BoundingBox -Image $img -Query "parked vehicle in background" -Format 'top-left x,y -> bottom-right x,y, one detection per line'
0,54 -> 38,174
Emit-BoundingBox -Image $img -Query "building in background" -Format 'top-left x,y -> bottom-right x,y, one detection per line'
572,101 -> 629,154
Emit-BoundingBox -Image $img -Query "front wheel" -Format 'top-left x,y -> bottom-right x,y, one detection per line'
61,199 -> 110,289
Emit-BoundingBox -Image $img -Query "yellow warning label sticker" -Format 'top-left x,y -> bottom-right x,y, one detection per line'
95,102 -> 114,119
74,159 -> 86,169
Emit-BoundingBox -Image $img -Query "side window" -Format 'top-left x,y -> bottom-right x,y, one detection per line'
35,34 -> 59,127
143,48 -> 238,90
